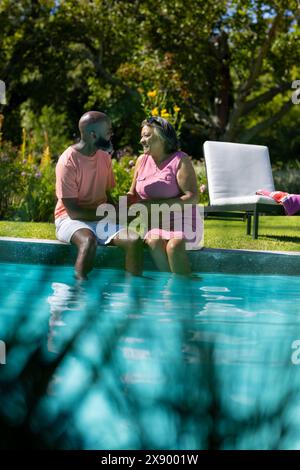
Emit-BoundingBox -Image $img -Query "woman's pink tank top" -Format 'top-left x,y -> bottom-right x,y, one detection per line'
134,151 -> 203,248
135,150 -> 187,200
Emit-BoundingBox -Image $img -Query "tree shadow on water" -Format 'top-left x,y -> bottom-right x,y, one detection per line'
1,268 -> 300,449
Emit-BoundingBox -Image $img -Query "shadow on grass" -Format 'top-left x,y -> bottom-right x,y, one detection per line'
260,234 -> 300,244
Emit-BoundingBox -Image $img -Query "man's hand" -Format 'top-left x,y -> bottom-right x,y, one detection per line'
62,198 -> 108,221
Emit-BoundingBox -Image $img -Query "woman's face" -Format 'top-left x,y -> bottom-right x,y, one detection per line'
140,125 -> 165,157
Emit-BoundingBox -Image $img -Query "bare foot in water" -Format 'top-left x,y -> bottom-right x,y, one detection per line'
189,273 -> 203,281
74,270 -> 88,281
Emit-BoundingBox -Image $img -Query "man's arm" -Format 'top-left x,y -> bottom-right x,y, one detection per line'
62,198 -> 110,221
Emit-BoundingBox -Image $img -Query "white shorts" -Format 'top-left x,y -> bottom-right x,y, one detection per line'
55,216 -> 125,245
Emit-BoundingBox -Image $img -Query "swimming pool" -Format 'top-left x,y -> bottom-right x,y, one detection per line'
1,261 -> 300,450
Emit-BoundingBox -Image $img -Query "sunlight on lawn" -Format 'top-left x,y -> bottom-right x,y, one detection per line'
0,217 -> 299,252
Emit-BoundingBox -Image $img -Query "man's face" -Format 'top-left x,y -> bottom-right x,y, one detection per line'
91,119 -> 113,151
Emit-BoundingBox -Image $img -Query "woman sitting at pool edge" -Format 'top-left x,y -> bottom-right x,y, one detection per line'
127,116 -> 202,275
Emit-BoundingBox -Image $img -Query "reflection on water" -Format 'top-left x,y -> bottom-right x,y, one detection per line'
0,262 -> 300,449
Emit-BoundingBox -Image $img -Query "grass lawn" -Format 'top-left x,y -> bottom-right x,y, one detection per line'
0,217 -> 299,252
205,216 -> 299,252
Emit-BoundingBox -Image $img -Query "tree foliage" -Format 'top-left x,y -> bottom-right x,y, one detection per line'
1,0 -> 300,160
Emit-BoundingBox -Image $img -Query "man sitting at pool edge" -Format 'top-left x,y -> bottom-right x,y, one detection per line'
54,110 -> 143,280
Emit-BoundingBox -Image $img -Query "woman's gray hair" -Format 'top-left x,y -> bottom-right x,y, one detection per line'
142,116 -> 179,153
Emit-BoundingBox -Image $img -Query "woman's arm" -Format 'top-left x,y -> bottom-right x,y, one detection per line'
176,155 -> 199,204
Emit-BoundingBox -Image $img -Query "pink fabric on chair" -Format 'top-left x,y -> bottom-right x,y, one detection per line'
256,189 -> 300,215
281,194 -> 300,216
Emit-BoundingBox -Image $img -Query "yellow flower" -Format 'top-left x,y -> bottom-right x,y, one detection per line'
173,105 -> 180,113
161,108 -> 171,119
151,107 -> 159,116
27,153 -> 34,165
21,127 -> 27,160
147,90 -> 157,98
40,145 -> 51,169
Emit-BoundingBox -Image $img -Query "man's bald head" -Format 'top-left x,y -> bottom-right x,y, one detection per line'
78,111 -> 108,135
77,110 -> 113,152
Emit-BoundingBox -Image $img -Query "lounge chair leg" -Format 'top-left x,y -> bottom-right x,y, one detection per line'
252,210 -> 259,239
246,213 -> 252,235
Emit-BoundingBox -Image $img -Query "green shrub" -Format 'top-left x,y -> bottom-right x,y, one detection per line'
111,150 -> 137,200
0,140 -> 22,218
20,102 -> 71,159
273,160 -> 300,194
14,149 -> 56,222
193,159 -> 209,205
0,136 -> 56,222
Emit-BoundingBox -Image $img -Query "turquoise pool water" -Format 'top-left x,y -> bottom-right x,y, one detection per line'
0,261 -> 300,450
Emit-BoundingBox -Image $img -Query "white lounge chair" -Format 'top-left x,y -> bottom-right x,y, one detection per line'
203,141 -> 284,239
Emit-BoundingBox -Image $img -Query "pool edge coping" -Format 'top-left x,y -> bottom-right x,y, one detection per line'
0,236 -> 299,276
0,235 -> 299,256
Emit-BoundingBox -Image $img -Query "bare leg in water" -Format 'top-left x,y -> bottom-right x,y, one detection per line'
71,228 -> 144,280
71,229 -> 98,280
145,236 -> 191,275
109,228 -> 144,276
